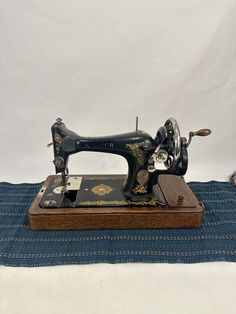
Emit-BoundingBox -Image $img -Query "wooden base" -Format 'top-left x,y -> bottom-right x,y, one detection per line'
28,175 -> 203,230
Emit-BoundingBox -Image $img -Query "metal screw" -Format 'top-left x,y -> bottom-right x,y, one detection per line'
178,195 -> 184,203
56,117 -> 63,123
148,165 -> 156,173
44,200 -> 57,206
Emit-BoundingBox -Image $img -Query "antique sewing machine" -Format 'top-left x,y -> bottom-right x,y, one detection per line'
29,117 -> 211,230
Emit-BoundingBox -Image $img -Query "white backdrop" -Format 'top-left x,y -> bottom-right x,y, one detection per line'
0,0 -> 236,183
0,1 -> 236,314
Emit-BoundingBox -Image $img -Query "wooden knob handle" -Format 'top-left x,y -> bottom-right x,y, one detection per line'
190,129 -> 211,137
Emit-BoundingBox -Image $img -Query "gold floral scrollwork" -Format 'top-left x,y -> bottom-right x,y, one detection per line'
125,142 -> 147,166
132,184 -> 147,194
91,184 -> 114,196
79,197 -> 157,207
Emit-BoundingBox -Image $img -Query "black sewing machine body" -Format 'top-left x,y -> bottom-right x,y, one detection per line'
49,117 -> 192,204
29,117 -> 211,230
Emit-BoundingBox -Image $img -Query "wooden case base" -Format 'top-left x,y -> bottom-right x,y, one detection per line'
28,175 -> 203,230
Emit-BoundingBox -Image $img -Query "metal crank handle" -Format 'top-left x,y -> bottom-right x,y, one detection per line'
187,128 -> 211,147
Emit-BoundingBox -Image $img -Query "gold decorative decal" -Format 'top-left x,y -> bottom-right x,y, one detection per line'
85,176 -> 124,181
91,184 -> 114,196
132,184 -> 147,194
125,142 -> 147,165
54,133 -> 62,143
79,197 -> 157,207
137,169 -> 149,185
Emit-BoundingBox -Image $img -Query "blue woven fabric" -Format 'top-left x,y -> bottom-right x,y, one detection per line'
0,181 -> 236,266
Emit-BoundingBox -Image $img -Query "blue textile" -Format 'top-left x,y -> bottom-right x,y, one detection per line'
0,181 -> 236,267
